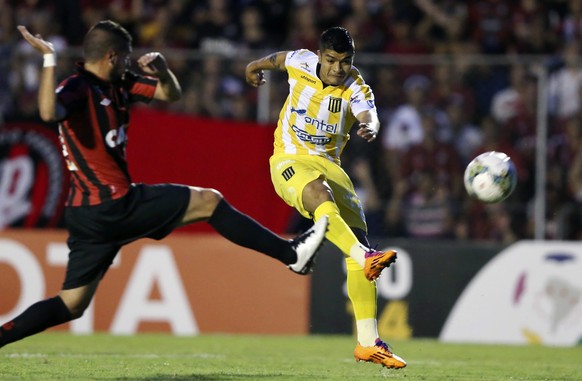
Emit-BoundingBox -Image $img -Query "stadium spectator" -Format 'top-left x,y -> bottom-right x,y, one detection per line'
467,0 -> 513,54
490,63 -> 529,124
401,169 -> 458,239
548,40 -> 582,121
0,20 -> 328,350
0,0 -> 17,122
429,63 -> 476,119
553,0 -> 582,43
509,0 -> 557,54
445,94 -> 483,165
285,3 -> 319,51
398,110 -> 463,198
381,74 -> 450,183
414,0 -> 469,53
465,202 -> 520,243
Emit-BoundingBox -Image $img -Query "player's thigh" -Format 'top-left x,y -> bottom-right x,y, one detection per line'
65,183 -> 191,244
60,239 -> 120,315
270,155 -> 323,219
62,239 -> 119,289
325,162 -> 368,232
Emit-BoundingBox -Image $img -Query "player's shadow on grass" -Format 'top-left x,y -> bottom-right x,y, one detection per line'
115,373 -> 285,380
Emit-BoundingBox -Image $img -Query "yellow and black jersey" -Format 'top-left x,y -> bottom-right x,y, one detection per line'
274,49 -> 376,164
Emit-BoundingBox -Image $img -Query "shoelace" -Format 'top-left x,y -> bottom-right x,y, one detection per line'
291,226 -> 314,247
375,339 -> 392,354
364,243 -> 381,256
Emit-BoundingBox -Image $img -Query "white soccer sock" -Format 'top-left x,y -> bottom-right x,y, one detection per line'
349,242 -> 368,268
356,318 -> 379,347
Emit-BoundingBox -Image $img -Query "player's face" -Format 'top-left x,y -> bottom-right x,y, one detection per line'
110,50 -> 132,82
317,49 -> 353,86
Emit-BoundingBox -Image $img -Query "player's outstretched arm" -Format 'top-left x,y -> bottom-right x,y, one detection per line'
245,51 -> 289,87
355,110 -> 380,143
138,52 -> 182,102
17,25 -> 65,122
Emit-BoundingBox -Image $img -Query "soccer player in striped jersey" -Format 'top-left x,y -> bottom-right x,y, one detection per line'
0,21 -> 328,349
245,27 -> 406,369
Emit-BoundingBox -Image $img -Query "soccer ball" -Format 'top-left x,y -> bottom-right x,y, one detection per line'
464,151 -> 517,203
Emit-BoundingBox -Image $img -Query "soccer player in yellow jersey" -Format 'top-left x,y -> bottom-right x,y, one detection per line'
245,27 -> 406,369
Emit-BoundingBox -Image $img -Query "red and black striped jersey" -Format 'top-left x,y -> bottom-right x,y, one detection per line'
57,63 -> 157,207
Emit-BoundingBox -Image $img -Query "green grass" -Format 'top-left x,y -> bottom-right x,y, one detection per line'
1,333 -> 581,380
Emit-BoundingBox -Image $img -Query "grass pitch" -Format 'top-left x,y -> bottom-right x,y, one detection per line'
1,333 -> 581,380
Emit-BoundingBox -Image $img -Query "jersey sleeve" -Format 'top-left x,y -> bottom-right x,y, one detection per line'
349,71 -> 376,117
123,70 -> 158,104
285,49 -> 312,69
55,75 -> 88,121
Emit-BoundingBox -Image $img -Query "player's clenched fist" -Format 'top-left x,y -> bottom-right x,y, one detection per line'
138,52 -> 168,75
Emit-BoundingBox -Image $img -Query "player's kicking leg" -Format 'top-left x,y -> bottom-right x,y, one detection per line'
184,187 -> 328,274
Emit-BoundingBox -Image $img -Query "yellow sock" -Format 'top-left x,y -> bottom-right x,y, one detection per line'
314,201 -> 367,267
346,257 -> 379,346
346,257 -> 377,320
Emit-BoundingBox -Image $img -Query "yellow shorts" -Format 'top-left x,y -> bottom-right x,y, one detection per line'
269,154 -> 367,231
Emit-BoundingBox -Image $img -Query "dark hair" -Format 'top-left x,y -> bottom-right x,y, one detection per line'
83,20 -> 132,62
319,27 -> 354,54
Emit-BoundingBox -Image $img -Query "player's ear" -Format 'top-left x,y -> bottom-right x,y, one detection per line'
106,50 -> 117,65
316,50 -> 322,63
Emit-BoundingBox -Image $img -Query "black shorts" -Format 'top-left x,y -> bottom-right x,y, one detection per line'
62,183 -> 190,289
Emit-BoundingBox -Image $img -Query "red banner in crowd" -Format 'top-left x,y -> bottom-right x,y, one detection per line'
128,108 -> 293,233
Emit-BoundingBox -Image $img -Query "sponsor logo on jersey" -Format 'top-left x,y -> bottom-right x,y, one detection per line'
291,106 -> 307,115
304,116 -> 337,134
292,125 -> 331,145
300,62 -> 310,71
282,166 -> 295,181
300,75 -> 317,84
105,125 -> 128,149
328,97 -> 342,113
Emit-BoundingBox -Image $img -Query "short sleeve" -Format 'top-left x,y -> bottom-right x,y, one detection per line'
123,70 -> 158,104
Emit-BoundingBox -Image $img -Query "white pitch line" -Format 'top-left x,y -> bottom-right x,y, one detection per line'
4,353 -> 225,359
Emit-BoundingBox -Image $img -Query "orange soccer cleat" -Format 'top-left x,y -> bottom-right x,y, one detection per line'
354,339 -> 407,369
363,249 -> 397,281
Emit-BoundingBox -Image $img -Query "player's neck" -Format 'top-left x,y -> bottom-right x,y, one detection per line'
83,61 -> 112,82
316,63 -> 331,88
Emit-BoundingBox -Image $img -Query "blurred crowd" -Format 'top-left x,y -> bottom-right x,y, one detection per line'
3,0 -> 582,241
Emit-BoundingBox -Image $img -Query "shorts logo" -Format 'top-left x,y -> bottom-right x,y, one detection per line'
328,97 -> 342,113
282,166 -> 295,181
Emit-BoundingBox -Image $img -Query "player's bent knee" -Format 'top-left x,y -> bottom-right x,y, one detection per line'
60,298 -> 89,320
303,178 -> 334,210
183,187 -> 223,222
200,188 -> 223,207
68,307 -> 86,320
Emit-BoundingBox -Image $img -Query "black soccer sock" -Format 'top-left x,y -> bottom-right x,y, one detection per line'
208,199 -> 296,265
0,296 -> 73,348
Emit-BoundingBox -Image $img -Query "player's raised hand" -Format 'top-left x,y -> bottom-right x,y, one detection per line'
245,67 -> 266,87
357,122 -> 379,142
17,25 -> 55,54
138,52 -> 169,75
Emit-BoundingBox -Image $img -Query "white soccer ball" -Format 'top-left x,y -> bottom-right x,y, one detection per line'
464,151 -> 517,203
